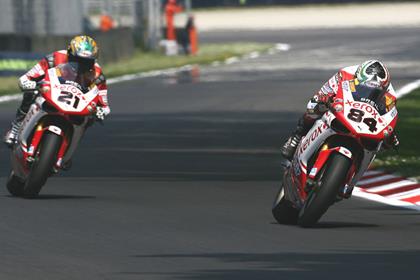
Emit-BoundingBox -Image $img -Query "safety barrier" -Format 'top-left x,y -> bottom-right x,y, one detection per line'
191,0 -> 399,7
0,27 -> 135,76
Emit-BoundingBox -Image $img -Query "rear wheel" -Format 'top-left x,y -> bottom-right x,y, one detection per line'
6,171 -> 24,197
298,153 -> 351,227
23,132 -> 62,198
272,184 -> 299,225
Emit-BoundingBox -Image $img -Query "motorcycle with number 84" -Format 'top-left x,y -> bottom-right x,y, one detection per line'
272,79 -> 398,227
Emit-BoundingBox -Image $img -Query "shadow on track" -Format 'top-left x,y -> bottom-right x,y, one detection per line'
0,111 -> 302,181
123,251 -> 420,280
269,221 -> 379,229
4,194 -> 96,200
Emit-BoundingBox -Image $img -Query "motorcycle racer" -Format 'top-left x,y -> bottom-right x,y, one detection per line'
4,35 -> 110,147
281,60 -> 399,160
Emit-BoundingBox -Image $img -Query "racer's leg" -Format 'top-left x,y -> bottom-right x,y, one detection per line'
281,113 -> 316,160
4,91 -> 36,146
281,98 -> 321,160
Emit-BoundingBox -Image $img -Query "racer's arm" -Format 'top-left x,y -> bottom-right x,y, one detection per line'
306,72 -> 340,117
18,57 -> 50,90
94,70 -> 111,120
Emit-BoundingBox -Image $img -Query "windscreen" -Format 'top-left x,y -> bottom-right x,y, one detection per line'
350,82 -> 387,114
57,63 -> 95,91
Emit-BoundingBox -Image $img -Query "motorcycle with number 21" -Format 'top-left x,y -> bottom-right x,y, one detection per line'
272,79 -> 398,227
7,63 -> 102,198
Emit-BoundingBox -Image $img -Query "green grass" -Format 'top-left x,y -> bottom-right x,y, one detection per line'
373,89 -> 420,179
0,42 -> 272,96
103,42 -> 271,78
0,76 -> 19,96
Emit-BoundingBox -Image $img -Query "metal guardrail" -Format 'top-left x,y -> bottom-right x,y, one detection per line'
190,0 -> 403,7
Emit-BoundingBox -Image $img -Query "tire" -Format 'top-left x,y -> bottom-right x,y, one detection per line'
6,170 -> 24,197
272,184 -> 299,225
23,132 -> 62,198
298,153 -> 351,227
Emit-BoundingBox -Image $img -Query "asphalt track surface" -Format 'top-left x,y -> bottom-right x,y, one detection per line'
1,28 -> 420,279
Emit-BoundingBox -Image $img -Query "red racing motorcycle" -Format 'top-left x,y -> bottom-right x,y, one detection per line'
7,63 -> 102,198
272,79 -> 398,227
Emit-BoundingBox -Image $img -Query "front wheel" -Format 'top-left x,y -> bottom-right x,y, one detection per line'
272,184 -> 299,225
6,171 -> 24,197
298,153 -> 351,227
23,132 -> 62,198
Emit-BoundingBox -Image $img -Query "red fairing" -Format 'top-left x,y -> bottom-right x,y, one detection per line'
22,50 -> 109,111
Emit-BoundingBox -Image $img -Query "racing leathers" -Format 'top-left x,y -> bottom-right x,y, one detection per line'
281,64 -> 398,160
4,50 -> 110,146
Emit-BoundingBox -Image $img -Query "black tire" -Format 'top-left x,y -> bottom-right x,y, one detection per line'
6,170 -> 24,197
272,184 -> 299,225
298,153 -> 351,227
23,132 -> 62,198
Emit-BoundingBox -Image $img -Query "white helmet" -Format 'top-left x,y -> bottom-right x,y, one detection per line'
356,60 -> 390,90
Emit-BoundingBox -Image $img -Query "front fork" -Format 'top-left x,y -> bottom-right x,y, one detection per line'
27,125 -> 69,171
306,145 -> 354,199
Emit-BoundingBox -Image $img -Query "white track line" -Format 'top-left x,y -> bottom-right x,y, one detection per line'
395,78 -> 420,98
363,170 -> 386,176
0,43 -> 291,104
0,94 -> 21,103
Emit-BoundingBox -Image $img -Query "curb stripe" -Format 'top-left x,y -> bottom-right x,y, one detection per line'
363,170 -> 385,176
402,195 -> 420,204
388,189 -> 420,200
361,177 -> 407,189
366,180 -> 415,193
371,184 -> 420,196
358,172 -> 389,181
357,174 -> 398,185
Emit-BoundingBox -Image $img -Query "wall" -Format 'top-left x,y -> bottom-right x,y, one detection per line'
190,0 -> 408,7
0,28 -> 135,65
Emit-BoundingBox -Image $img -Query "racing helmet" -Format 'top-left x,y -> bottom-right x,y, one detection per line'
355,60 -> 390,91
67,35 -> 98,74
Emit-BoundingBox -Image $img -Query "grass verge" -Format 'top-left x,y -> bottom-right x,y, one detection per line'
373,88 -> 420,179
0,42 -> 271,96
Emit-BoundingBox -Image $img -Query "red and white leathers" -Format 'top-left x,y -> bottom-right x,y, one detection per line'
304,64 -> 397,130
19,49 -> 110,117
281,64 -> 398,160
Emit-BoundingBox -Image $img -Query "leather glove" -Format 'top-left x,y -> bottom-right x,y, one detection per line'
313,92 -> 334,105
383,134 -> 399,150
19,77 -> 37,91
312,93 -> 334,114
95,107 -> 106,121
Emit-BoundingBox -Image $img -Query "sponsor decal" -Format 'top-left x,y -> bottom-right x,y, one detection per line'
299,122 -> 328,154
338,147 -> 352,158
342,81 -> 349,91
65,80 -> 83,91
390,107 -> 398,118
48,126 -> 62,135
345,100 -> 378,119
20,105 -> 40,131
349,80 -> 356,92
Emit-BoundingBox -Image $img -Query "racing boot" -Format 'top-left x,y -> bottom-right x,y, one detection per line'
4,120 -> 22,147
3,91 -> 35,147
281,114 -> 314,161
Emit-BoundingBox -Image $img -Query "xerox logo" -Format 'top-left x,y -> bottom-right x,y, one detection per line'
345,100 -> 378,119
299,122 -> 328,154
